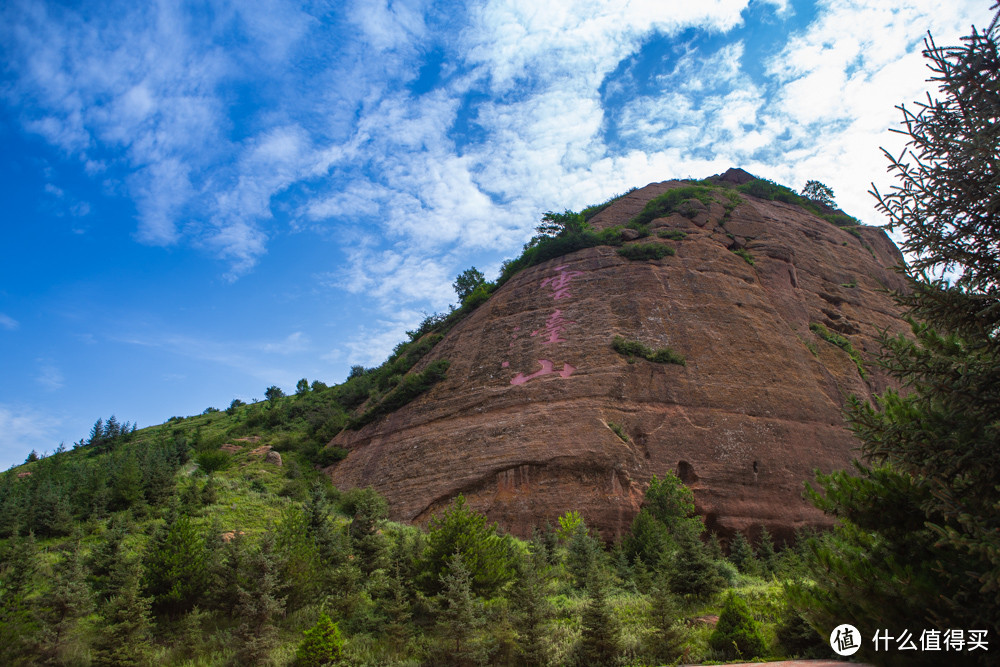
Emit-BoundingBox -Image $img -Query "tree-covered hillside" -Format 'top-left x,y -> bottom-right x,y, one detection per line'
2,405 -> 831,666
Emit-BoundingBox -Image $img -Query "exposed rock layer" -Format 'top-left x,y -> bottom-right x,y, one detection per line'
327,176 -> 909,543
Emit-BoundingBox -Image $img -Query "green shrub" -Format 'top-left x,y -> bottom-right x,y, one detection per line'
313,446 -> 348,467
627,222 -> 651,237
737,178 -> 800,204
419,495 -> 516,597
629,185 -> 717,227
709,592 -> 767,660
646,347 -> 686,365
580,188 -> 636,221
612,336 -> 685,366
461,283 -> 491,309
732,248 -> 755,265
295,612 -> 344,666
657,229 -> 687,240
809,322 -> 868,380
617,243 -> 674,261
347,359 -> 450,429
195,450 -> 230,475
608,422 -> 628,442
737,178 -> 860,228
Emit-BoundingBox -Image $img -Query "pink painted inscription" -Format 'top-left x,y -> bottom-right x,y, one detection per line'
540,265 -> 583,300
510,359 -> 577,385
531,309 -> 575,344
508,264 -> 584,385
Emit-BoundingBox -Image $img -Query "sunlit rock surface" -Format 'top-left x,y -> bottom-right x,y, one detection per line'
327,173 -> 908,543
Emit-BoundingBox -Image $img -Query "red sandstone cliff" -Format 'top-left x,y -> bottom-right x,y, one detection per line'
327,172 -> 908,543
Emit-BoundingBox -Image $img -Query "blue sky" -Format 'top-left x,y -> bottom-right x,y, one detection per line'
0,0 -> 993,469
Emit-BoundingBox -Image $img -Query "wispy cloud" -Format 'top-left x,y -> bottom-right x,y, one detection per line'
35,360 -> 65,391
0,404 -> 64,467
115,328 -> 317,388
3,0 -> 993,351
0,314 -> 19,330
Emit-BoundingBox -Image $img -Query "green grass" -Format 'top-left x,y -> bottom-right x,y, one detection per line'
657,229 -> 688,240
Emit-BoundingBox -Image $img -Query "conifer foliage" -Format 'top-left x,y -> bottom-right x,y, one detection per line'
794,16 -> 1000,665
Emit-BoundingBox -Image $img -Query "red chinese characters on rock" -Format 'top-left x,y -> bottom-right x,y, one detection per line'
510,265 -> 582,386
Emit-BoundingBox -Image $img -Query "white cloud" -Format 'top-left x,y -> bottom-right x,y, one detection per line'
0,314 -> 20,330
5,0 -> 995,354
0,404 -> 64,468
36,361 -> 65,391
258,331 -> 309,355
115,328 -> 321,388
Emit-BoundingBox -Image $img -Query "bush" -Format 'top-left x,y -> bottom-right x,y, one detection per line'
617,243 -> 674,261
738,178 -> 860,228
347,359 -> 450,429
657,229 -> 687,240
419,495 -> 516,597
608,422 -> 628,442
580,188 -> 636,221
809,322 -> 868,380
295,612 -> 344,666
709,592 -> 767,660
313,446 -> 349,467
629,185 -> 717,227
732,248 -> 755,265
612,336 -> 685,366
195,450 -> 230,475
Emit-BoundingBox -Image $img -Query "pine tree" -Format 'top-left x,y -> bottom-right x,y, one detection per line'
793,17 -> 1000,664
38,540 -> 93,658
88,513 -> 131,600
756,526 -> 778,577
295,612 -> 344,666
110,454 -> 145,513
233,533 -> 287,665
201,476 -> 218,505
0,533 -> 40,663
565,520 -> 602,589
575,571 -> 622,667
144,512 -> 209,614
727,531 -> 757,575
347,489 -> 390,577
510,540 -> 552,666
645,582 -> 687,665
274,507 -> 322,611
622,508 -> 670,567
381,564 -> 413,650
669,524 -> 725,599
706,531 -> 724,561
94,551 -> 153,666
420,495 -> 516,597
435,551 -> 483,666
709,592 -> 767,660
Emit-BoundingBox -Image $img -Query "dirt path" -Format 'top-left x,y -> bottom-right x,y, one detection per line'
683,661 -> 870,666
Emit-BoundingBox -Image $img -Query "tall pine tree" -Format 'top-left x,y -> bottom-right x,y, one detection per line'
793,16 -> 1000,666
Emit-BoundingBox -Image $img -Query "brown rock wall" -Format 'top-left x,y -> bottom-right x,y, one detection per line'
327,178 -> 908,542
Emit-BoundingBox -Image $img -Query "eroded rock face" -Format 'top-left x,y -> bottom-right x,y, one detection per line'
327,177 -> 908,544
